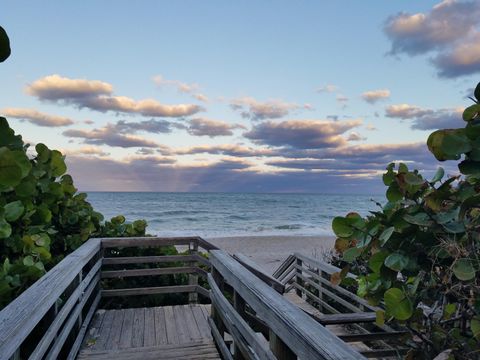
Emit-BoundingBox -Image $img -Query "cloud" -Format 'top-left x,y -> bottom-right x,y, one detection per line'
27,74 -> 203,118
153,75 -> 209,102
386,104 -> 464,130
2,107 -> 74,127
230,97 -> 299,120
115,119 -> 177,134
244,119 -> 362,149
62,146 -> 110,157
347,132 -> 366,141
316,84 -> 338,93
384,0 -> 480,77
63,125 -> 160,148
175,144 -> 275,157
186,118 -> 245,137
361,89 -> 391,104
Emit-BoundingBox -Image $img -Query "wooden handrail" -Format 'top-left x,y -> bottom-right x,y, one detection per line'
0,238 -> 101,360
209,250 -> 365,360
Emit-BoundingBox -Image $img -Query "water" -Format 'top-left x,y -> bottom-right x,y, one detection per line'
86,192 -> 383,238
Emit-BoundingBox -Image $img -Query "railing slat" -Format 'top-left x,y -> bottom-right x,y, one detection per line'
101,285 -> 197,297
101,266 -> 204,279
0,238 -> 101,360
209,250 -> 365,360
100,236 -> 197,248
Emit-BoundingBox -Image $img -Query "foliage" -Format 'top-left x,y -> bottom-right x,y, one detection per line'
0,118 -> 149,309
332,84 -> 480,359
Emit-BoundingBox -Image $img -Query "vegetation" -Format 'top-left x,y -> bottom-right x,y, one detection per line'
332,85 -> 480,359
0,27 -> 164,310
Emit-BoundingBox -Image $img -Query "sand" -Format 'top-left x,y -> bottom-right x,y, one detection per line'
205,235 -> 335,275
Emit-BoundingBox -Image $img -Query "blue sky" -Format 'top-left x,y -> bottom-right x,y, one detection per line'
1,1 -> 478,192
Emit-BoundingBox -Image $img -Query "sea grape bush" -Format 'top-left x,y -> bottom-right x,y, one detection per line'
0,118 -> 147,309
332,85 -> 480,359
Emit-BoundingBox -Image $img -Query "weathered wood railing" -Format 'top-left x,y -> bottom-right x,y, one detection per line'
0,237 -> 368,360
273,252 -> 409,358
208,250 -> 365,360
0,236 -> 215,360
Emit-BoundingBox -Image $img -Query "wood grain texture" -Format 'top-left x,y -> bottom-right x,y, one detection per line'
209,250 -> 365,360
0,238 -> 101,359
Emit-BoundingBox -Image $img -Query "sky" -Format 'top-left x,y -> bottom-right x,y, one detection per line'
0,0 -> 478,193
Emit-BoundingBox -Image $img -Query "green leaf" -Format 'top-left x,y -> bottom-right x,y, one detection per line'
23,256 -> 34,267
404,173 -> 424,186
35,143 -> 50,163
4,200 -> 24,222
441,131 -> 472,155
375,310 -> 385,327
475,82 -> 480,102
398,163 -> 408,174
378,226 -> 394,246
427,130 -> 461,161
430,167 -> 444,183
444,303 -> 456,319
384,253 -> 409,272
471,317 -> 480,340
0,217 -> 12,238
0,26 -> 11,62
343,247 -> 362,262
452,258 -> 476,281
463,104 -> 480,121
332,217 -> 353,237
0,147 -> 23,187
384,288 -> 413,321
50,150 -> 66,177
459,160 -> 480,175
386,184 -> 403,202
403,212 -> 432,226
369,251 -> 388,273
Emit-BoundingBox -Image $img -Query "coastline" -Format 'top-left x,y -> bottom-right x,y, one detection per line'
205,235 -> 335,274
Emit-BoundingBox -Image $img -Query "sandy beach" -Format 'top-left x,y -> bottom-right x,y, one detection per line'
205,235 -> 335,274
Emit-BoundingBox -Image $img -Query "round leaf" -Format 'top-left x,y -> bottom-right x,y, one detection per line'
4,200 -> 24,222
0,217 -> 12,238
384,288 -> 413,321
452,258 -> 475,281
332,217 -> 353,237
384,252 -> 409,272
379,227 -> 395,246
23,256 -> 34,267
0,26 -> 11,62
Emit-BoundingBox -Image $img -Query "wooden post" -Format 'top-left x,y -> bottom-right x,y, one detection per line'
233,290 -> 247,360
315,267 -> 323,312
75,273 -> 83,334
269,330 -> 296,360
295,258 -> 303,298
188,240 -> 199,304
211,268 -> 226,337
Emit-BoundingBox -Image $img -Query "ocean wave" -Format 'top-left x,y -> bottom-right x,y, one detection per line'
274,224 -> 303,230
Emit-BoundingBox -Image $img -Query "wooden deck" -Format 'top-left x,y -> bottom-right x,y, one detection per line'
77,304 -> 220,359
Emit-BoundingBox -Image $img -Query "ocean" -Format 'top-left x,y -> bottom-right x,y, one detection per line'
87,192 -> 383,238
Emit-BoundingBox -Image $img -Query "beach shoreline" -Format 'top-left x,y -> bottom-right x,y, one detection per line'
204,235 -> 335,274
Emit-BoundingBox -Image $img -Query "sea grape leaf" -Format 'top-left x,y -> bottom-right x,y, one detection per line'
50,150 -> 66,177
404,173 -> 424,186
471,317 -> 480,340
441,131 -> 472,155
332,216 -> 353,237
23,256 -> 34,267
475,82 -> 480,102
384,252 -> 409,272
384,288 -> 413,321
386,184 -> 403,202
0,26 -> 10,62
458,160 -> 480,175
403,213 -> 432,226
452,258 -> 475,281
343,247 -> 362,262
369,251 -> 388,273
4,200 -> 24,222
463,104 -> 480,121
430,167 -> 444,183
378,226 -> 395,246
0,217 -> 12,238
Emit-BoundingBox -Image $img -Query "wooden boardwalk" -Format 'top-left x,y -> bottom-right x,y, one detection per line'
77,304 -> 220,360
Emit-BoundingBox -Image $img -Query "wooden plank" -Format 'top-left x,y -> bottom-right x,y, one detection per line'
45,272 -> 100,360
208,317 -> 233,360
0,238 -> 101,360
92,310 -> 115,350
118,309 -> 134,349
105,309 -> 125,350
173,306 -> 191,343
318,313 -> 377,325
30,258 -> 102,360
294,252 -> 357,279
144,307 -> 156,347
131,308 -> 145,348
101,285 -> 197,297
191,305 -> 211,338
233,253 -> 285,294
102,255 -> 197,265
101,266 -> 198,279
183,305 -> 203,341
338,331 -> 409,342
154,307 -> 168,345
81,309 -> 105,350
164,306 -> 179,344
208,273 -> 276,360
196,237 -> 219,251
272,254 -> 295,279
66,292 -> 101,360
100,236 -> 197,248
209,250 -> 365,360
195,285 -> 210,299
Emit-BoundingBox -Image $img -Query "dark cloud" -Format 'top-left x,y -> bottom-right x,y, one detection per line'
27,74 -> 203,118
244,119 -> 362,149
2,107 -> 74,127
187,118 -> 245,137
384,1 -> 480,77
175,144 -> 276,157
386,104 -> 463,130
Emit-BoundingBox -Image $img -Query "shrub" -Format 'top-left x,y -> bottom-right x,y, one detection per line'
0,118 -> 149,309
332,85 -> 480,359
